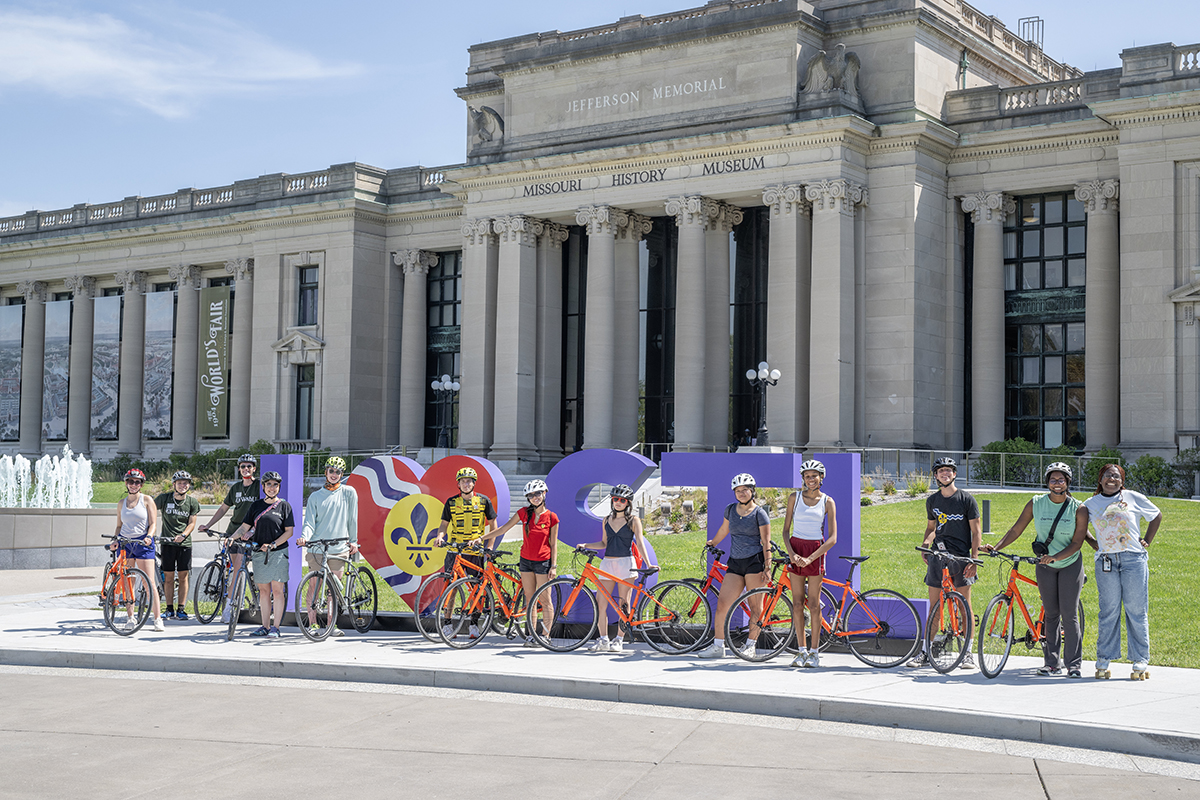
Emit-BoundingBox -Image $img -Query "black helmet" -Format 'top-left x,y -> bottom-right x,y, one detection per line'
237,453 -> 256,465
261,471 -> 283,484
932,457 -> 957,472
610,484 -> 634,500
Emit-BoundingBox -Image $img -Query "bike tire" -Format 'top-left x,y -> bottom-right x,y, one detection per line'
192,560 -> 225,624
639,580 -> 710,654
979,594 -> 1015,679
725,587 -> 794,662
527,578 -> 598,652
926,591 -> 971,673
413,572 -> 452,642
842,588 -> 922,668
346,566 -> 378,633
226,570 -> 247,642
488,569 -> 526,639
438,577 -> 494,649
103,567 -> 152,635
680,578 -> 716,648
296,571 -> 337,641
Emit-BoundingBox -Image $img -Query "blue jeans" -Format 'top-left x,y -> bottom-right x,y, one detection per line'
1093,551 -> 1150,665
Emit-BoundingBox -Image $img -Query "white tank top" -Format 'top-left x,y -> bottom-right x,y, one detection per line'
789,491 -> 827,541
119,494 -> 150,540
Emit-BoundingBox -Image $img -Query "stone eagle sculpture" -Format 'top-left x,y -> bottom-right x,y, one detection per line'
468,105 -> 505,145
802,43 -> 861,102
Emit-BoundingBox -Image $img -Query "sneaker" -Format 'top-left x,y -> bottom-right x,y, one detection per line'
152,617 -> 165,632
220,608 -> 232,624
176,610 -> 189,622
741,643 -> 757,660
588,637 -> 610,653
696,641 -> 726,659
165,606 -> 175,618
523,635 -> 538,648
468,625 -> 480,640
332,627 -> 345,638
609,639 -> 624,653
251,626 -> 270,637
959,652 -> 975,670
808,652 -> 820,668
791,648 -> 810,668
1036,665 -> 1063,676
906,650 -> 929,668
441,624 -> 457,640
122,618 -> 137,632
1067,669 -> 1082,679
269,626 -> 281,638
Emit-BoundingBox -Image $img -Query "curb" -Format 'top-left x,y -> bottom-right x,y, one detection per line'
3,645 -> 1198,764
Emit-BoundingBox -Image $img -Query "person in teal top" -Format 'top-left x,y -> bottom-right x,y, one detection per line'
986,462 -> 1096,677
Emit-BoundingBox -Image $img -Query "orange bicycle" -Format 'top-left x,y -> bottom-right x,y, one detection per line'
526,547 -> 709,653
437,547 -> 527,648
917,546 -> 983,673
100,534 -> 153,635
978,550 -> 1087,679
412,541 -> 485,642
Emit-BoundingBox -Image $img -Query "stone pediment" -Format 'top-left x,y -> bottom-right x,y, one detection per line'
271,327 -> 325,365
1169,270 -> 1200,325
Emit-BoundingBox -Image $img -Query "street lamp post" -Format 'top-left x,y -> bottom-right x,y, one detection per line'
744,361 -> 782,447
430,374 -> 460,448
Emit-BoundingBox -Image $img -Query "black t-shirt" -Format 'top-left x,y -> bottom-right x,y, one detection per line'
926,488 -> 979,558
244,498 -> 295,549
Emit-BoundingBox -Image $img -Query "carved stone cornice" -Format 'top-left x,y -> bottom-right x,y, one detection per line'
762,184 -> 811,218
539,221 -> 570,249
113,270 -> 147,295
168,263 -> 202,289
1074,180 -> 1120,215
493,215 -> 540,246
960,191 -> 1015,225
461,217 -> 495,247
575,205 -> 629,237
15,280 -> 47,303
805,179 -> 868,215
224,257 -> 254,281
392,249 -> 439,275
615,212 -> 653,243
62,275 -> 96,300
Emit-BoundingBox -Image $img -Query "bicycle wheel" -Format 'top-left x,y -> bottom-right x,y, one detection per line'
102,567 -> 152,635
681,578 -> 716,648
725,587 -> 793,662
843,589 -> 922,668
978,594 -> 1015,679
638,580 -> 710,654
794,584 -> 839,654
438,577 -> 494,649
527,578 -> 598,652
192,561 -> 225,624
346,566 -> 378,633
413,572 -> 452,642
489,570 -> 526,639
296,571 -> 337,641
926,591 -> 971,673
226,570 -> 247,642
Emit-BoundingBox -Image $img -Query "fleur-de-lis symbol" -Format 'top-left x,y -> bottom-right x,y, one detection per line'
391,503 -> 436,568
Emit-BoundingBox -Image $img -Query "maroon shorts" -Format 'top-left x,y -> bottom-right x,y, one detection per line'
787,538 -> 825,576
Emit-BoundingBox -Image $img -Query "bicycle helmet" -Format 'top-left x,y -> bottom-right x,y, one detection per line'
324,456 -> 347,473
124,468 -> 145,483
1044,462 -> 1073,483
237,453 -> 256,465
172,470 -> 192,484
261,471 -> 283,484
524,479 -> 548,496
932,457 -> 957,472
456,466 -> 478,481
610,484 -> 635,500
731,473 -> 756,490
799,460 -> 826,476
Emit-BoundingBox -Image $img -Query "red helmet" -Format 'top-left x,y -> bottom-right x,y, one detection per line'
124,468 -> 146,483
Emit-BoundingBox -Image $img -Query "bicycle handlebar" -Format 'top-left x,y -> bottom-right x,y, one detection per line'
915,546 -> 983,566
984,549 -> 1041,566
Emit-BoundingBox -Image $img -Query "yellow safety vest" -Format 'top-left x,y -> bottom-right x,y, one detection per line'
446,494 -> 489,543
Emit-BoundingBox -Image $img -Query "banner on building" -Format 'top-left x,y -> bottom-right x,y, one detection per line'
91,295 -> 121,440
42,299 -> 70,440
197,286 -> 230,437
0,305 -> 22,441
142,290 -> 174,439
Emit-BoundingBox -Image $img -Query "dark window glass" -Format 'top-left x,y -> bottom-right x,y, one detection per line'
298,266 -> 318,326
295,365 -> 314,440
424,251 -> 462,447
1044,260 -> 1064,289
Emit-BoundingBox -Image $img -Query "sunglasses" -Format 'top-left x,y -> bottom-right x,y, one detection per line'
126,480 -> 143,485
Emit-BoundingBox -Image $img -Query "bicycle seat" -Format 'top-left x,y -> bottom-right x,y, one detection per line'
838,555 -> 870,563
633,566 -> 660,577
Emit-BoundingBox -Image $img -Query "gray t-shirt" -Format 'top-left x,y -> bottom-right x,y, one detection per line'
724,503 -> 770,559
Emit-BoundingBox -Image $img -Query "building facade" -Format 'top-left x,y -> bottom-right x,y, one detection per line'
2,0 -> 1199,466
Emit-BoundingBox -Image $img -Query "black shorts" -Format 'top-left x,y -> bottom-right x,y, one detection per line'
519,557 -> 552,575
726,552 -> 765,576
160,542 -> 192,572
924,554 -> 976,589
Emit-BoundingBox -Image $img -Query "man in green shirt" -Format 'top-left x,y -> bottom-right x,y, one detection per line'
198,453 -> 262,624
156,470 -> 201,620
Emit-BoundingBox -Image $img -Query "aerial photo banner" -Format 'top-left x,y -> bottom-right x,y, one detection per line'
0,304 -> 22,441
90,294 -> 120,440
142,290 -> 174,439
197,285 -> 230,437
41,299 -> 70,440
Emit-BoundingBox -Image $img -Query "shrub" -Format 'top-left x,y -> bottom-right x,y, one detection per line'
882,479 -> 897,496
860,496 -> 873,506
861,474 -> 876,493
1081,445 -> 1125,491
1127,454 -> 1173,497
1171,448 -> 1200,498
970,438 -> 1042,486
904,471 -> 931,496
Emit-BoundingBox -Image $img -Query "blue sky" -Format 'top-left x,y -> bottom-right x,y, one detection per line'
0,0 -> 1191,217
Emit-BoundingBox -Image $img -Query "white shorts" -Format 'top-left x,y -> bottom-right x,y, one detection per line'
598,556 -> 636,580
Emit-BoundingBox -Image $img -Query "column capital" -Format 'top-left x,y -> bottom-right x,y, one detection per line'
168,264 -> 202,289
575,205 -> 629,237
392,249 -> 439,275
664,195 -> 706,227
960,191 -> 1014,224
708,201 -> 744,234
762,184 -> 811,218
1074,179 -> 1120,214
539,221 -> 570,248
493,215 -> 540,245
113,270 -> 148,295
805,179 -> 868,215
15,280 -> 47,303
224,257 -> 254,281
615,212 -> 653,243
461,217 -> 496,247
62,275 -> 96,300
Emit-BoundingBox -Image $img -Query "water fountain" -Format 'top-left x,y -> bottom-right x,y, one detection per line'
0,445 -> 92,508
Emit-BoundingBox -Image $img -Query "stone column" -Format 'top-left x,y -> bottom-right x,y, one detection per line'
225,258 -> 254,448
394,249 -> 438,448
16,280 -> 47,456
613,213 -> 652,449
576,205 -> 628,450
459,218 -> 498,456
961,191 -> 1015,448
762,185 -> 812,448
114,270 -> 147,455
806,179 -> 867,447
63,276 -> 96,454
535,222 -> 569,460
705,201 -> 742,448
169,265 -> 201,453
490,216 -> 541,462
665,196 -> 709,449
1075,179 -> 1120,449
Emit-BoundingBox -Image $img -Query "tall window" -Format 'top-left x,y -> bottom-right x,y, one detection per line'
563,229 -> 588,452
729,208 -> 769,445
295,364 -> 314,440
639,220 -> 675,450
1003,193 -> 1087,449
298,266 -> 319,326
424,252 -> 462,447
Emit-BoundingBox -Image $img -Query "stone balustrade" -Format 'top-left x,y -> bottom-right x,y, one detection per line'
955,0 -> 1081,81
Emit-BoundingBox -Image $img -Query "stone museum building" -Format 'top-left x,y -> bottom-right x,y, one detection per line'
1,0 -> 1198,467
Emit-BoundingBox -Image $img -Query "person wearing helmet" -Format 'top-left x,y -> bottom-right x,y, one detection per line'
198,454 -> 261,624
434,465 -> 498,639
234,471 -> 294,638
297,456 -> 359,637
910,456 -> 982,669
578,485 -> 651,653
111,468 -> 164,632
697,473 -> 771,659
781,460 -> 837,668
486,479 -> 560,646
154,470 -> 200,621
985,462 -> 1094,677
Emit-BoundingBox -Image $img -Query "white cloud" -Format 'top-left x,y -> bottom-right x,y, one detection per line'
0,7 -> 361,118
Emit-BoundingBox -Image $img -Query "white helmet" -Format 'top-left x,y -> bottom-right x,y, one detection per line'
523,479 -> 548,496
1044,462 -> 1073,483
800,460 -> 826,476
731,473 -> 756,490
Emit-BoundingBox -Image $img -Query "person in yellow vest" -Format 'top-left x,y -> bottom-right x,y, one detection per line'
434,466 -> 497,640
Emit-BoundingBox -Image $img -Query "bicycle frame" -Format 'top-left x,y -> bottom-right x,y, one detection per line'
560,553 -> 661,630
986,556 -> 1045,644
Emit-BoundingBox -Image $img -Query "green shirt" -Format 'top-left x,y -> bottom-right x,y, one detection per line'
155,492 -> 201,547
222,480 -> 262,533
1031,493 -> 1083,569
